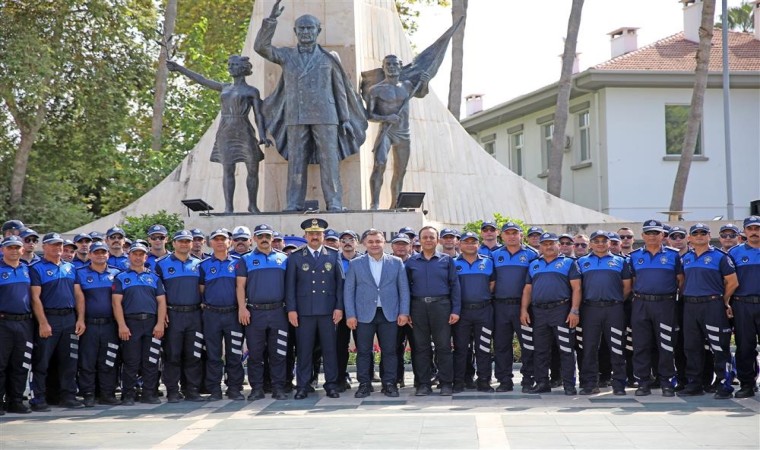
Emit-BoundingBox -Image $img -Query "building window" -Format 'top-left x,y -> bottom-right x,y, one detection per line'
577,111 -> 591,162
541,123 -> 554,172
481,134 -> 496,158
665,105 -> 702,155
509,132 -> 524,176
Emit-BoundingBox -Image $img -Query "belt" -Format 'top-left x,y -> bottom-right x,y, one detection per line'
732,295 -> 760,304
0,313 -> 33,321
203,304 -> 238,313
86,317 -> 114,325
412,296 -> 449,303
167,304 -> 200,312
124,313 -> 156,320
634,293 -> 676,301
532,299 -> 570,309
583,300 -> 622,307
462,301 -> 491,310
684,295 -> 722,303
44,308 -> 74,316
247,302 -> 284,311
493,298 -> 521,305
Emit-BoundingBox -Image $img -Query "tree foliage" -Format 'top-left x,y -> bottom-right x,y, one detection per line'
120,210 -> 185,251
462,213 -> 530,244
715,1 -> 754,32
396,0 -> 451,35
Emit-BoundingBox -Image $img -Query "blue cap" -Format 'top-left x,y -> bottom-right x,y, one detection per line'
20,229 -> 39,239
689,223 -> 710,234
128,243 -> 149,254
124,238 -> 133,246
190,228 -> 205,238
254,224 -> 275,236
1,220 -> 25,233
669,226 -> 687,237
73,233 -> 92,243
272,231 -> 283,241
589,230 -> 609,241
460,231 -> 479,241
340,230 -> 358,240
398,226 -> 416,238
607,232 -> 621,242
106,226 -> 126,238
172,229 -> 193,241
89,242 -> 109,253
63,239 -> 77,249
1,236 -> 24,248
209,228 -> 230,239
89,231 -> 105,241
480,220 -> 497,230
501,221 -> 521,232
147,224 -> 168,236
440,228 -> 459,238
134,239 -> 149,247
559,233 -> 574,241
232,226 -> 251,239
527,226 -> 544,236
42,232 -> 64,244
324,228 -> 339,240
539,232 -> 559,242
391,234 -> 410,244
744,216 -> 760,228
642,219 -> 664,232
719,224 -> 740,234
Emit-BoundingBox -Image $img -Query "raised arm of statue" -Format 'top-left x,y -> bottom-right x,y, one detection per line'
254,3 -> 282,63
166,60 -> 224,92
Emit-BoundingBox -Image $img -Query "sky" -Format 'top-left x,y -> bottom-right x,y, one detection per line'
409,0 -> 748,117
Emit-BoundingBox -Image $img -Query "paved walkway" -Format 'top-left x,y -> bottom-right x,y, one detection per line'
2,376 -> 758,449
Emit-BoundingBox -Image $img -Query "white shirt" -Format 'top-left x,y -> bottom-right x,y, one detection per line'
368,254 -> 383,308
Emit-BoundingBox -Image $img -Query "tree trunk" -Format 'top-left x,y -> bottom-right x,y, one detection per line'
447,0 -> 467,120
547,0 -> 584,197
8,102 -> 47,217
151,0 -> 178,152
669,0 -> 716,219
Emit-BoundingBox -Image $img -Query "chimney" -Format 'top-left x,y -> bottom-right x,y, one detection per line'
557,52 -> 581,74
682,0 -> 703,43
608,27 -> 639,58
754,0 -> 760,41
465,94 -> 484,117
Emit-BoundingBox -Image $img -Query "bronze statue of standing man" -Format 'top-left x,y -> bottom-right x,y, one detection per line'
255,0 -> 367,212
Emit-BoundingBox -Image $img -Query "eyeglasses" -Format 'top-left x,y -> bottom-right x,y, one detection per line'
619,235 -> 634,240
24,238 -> 38,244
669,234 -> 686,241
691,231 -> 708,236
233,238 -> 249,242
340,238 -> 355,243
643,231 -> 661,236
559,241 -> 573,246
573,243 -> 588,248
149,235 -> 166,240
108,235 -> 124,240
719,233 -> 737,239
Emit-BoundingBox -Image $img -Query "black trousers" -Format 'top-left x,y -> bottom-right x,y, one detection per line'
733,300 -> 760,386
31,313 -> 78,403
410,298 -> 453,387
78,321 -> 119,396
453,305 -> 493,383
532,305 -> 576,388
579,302 -> 627,389
121,317 -> 161,398
0,318 -> 33,405
356,309 -> 398,385
295,315 -> 338,390
631,299 -> 676,387
245,308 -> 288,391
162,310 -> 203,394
394,324 -> 414,383
203,310 -> 244,394
493,303 -> 534,386
683,301 -> 733,391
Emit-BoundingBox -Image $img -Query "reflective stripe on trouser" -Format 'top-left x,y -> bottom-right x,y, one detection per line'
579,302 -> 627,388
453,305 -> 493,383
78,322 -> 119,396
532,305 -> 577,388
121,317 -> 161,397
203,310 -> 245,394
733,301 -> 760,385
631,299 -> 677,386
162,310 -> 203,393
493,303 -> 534,385
31,314 -> 78,402
0,318 -> 33,404
683,301 -> 734,391
245,308 -> 289,390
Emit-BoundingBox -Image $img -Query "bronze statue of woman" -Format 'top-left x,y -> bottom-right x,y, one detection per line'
167,55 -> 271,213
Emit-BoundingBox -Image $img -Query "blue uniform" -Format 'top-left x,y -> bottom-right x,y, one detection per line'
478,243 -> 502,259
453,255 -> 494,387
107,254 -> 130,271
28,258 -> 79,406
71,256 -> 90,269
728,243 -> 760,388
491,245 -> 538,388
576,253 -> 631,391
154,254 -> 204,397
75,265 -> 120,398
199,254 -> 245,397
0,260 -> 34,407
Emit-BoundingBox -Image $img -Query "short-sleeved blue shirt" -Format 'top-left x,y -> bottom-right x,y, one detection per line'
154,254 -> 201,306
728,243 -> 760,296
0,260 -> 31,314
199,254 -> 239,307
71,256 -> 90,269
454,254 -> 494,303
113,269 -> 165,315
236,248 -> 287,303
576,253 -> 631,302
526,255 -> 580,304
76,265 -> 120,318
107,254 -> 130,271
478,243 -> 502,259
628,246 -> 682,295
491,245 -> 538,298
29,258 -> 76,309
681,247 -> 736,296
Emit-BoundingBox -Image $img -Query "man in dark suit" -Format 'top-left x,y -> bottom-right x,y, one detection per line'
344,229 -> 410,398
285,219 -> 344,399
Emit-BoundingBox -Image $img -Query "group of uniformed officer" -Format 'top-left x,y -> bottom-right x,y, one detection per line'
1,215 -> 758,414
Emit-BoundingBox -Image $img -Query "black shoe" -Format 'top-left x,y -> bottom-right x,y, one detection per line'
272,391 -> 288,400
207,392 -> 223,402
529,383 -> 551,394
339,379 -> 352,392
294,389 -> 308,400
626,380 -> 639,388
248,389 -> 265,401
714,389 -> 733,400
354,383 -> 372,399
495,382 -> 514,392
140,396 -> 160,405
384,384 -> 399,398
184,391 -> 206,402
0,409 -> 4,416
82,394 -> 96,408
521,383 -> 534,393
677,387 -> 705,397
477,381 -> 495,393
661,386 -> 675,397
98,396 -> 121,406
61,398 -> 85,409
326,389 -> 340,399
415,385 -> 432,396
440,384 -> 453,396
6,402 -> 31,414
120,396 -> 135,406
550,379 -> 562,388
735,386 -> 756,398
703,381 -> 719,394
598,379 -> 612,388
262,383 -> 272,394
452,382 -> 465,394
284,381 -> 295,393
397,379 -> 405,388
564,387 -> 578,396
464,379 -> 477,390
579,387 -> 600,395
227,390 -> 244,401
635,386 -> 651,396
613,387 -> 626,396
167,392 -> 182,403
305,384 -> 316,393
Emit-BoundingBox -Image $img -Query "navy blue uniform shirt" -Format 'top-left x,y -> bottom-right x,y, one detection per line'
454,254 -> 495,303
681,247 -> 736,296
0,260 -> 31,314
154,253 -> 201,306
113,269 -> 165,315
199,254 -> 240,307
525,255 -> 580,304
629,246 -> 682,295
21,254 -> 41,266
107,254 -> 130,271
576,253 -> 631,302
76,265 -> 120,318
405,251 -> 462,315
29,258 -> 76,309
478,243 -> 503,259
72,257 -> 90,269
339,252 -> 360,276
492,245 -> 538,298
728,243 -> 760,296
237,248 -> 287,303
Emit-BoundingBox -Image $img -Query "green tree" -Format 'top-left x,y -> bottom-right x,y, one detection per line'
462,213 -> 530,244
396,0 -> 450,36
120,210 -> 185,242
715,1 -> 754,31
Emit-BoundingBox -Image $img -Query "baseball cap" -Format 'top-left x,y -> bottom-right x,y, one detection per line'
339,230 -> 358,240
689,223 -> 710,234
89,231 -> 105,241
398,226 -> 416,238
146,224 -> 168,236
63,239 -> 77,249
440,228 -> 459,238
744,216 -> 760,228
589,230 -> 609,241
254,224 -> 275,236
128,243 -> 149,254
642,219 -> 664,232
719,224 -> 740,234
460,231 -> 479,241
391,234 -> 410,244
527,226 -> 544,236
89,242 -> 109,253
172,229 -> 193,241
73,233 -> 92,243
669,226 -> 687,237
42,232 -> 64,244
209,228 -> 231,239
324,229 -> 339,241
480,220 -> 497,230
539,232 -> 559,243
1,220 -> 25,234
501,222 -> 521,232
106,226 -> 126,238
20,229 -> 39,239
1,236 -> 23,248
607,232 -> 621,242
272,231 -> 283,241
190,228 -> 205,238
232,226 -> 251,239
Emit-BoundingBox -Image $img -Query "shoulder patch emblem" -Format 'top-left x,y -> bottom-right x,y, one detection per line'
660,256 -> 669,264
498,256 -> 505,263
210,267 -> 217,274
703,256 -> 712,264
253,259 -> 260,266
47,270 -> 54,277
1,272 -> 8,280
637,258 -> 644,265
324,262 -> 332,271
86,276 -> 94,284
167,267 -> 175,274
302,263 -> 310,271
519,255 -> 527,263
555,262 -> 564,269
124,277 -> 131,285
